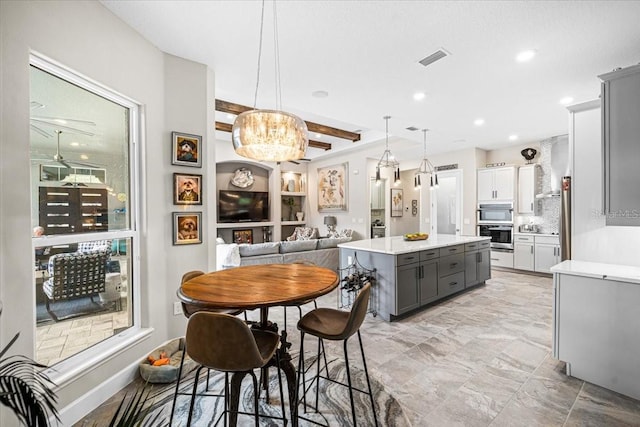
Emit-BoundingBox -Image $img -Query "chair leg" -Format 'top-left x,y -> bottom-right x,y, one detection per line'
186,365 -> 204,427
224,373 -> 229,427
295,331 -> 306,416
358,330 -> 378,427
343,339 -> 357,427
249,370 -> 259,426
169,338 -> 187,427
314,337 -> 322,412
275,351 -> 287,426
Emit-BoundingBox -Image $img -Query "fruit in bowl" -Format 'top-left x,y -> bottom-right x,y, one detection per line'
403,232 -> 429,241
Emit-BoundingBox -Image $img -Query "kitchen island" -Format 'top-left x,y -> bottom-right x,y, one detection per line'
338,235 -> 491,321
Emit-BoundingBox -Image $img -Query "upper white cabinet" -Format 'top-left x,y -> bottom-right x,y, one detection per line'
370,181 -> 385,210
518,165 -> 540,214
477,166 -> 516,202
599,63 -> 640,226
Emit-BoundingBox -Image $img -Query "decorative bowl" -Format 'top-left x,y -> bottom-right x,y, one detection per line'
403,233 -> 429,241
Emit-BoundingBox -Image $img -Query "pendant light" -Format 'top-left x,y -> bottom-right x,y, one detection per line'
376,116 -> 401,185
414,129 -> 438,190
231,0 -> 308,162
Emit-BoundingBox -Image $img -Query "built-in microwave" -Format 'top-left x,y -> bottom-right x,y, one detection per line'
477,203 -> 514,224
478,224 -> 514,250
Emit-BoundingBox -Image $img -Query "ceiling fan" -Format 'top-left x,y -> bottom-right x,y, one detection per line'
32,130 -> 101,169
281,158 -> 311,165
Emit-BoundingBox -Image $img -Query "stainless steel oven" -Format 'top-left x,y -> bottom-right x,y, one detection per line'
478,223 -> 514,249
477,203 -> 514,224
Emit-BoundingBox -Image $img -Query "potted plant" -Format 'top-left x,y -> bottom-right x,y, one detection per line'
283,197 -> 297,221
0,301 -> 59,426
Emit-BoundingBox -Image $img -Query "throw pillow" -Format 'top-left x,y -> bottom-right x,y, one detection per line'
279,239 -> 318,253
287,226 -> 318,241
216,243 -> 240,270
238,242 -> 281,257
317,236 -> 351,249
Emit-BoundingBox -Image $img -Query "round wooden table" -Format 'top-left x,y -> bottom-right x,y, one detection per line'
178,263 -> 339,427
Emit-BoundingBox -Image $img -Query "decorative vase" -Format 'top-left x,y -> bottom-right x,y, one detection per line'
289,209 -> 296,221
296,211 -> 304,221
287,179 -> 295,192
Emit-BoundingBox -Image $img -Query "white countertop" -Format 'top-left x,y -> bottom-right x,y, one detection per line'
551,260 -> 640,284
338,235 -> 490,255
514,232 -> 560,237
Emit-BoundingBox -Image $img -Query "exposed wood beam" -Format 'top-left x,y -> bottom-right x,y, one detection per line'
215,99 -> 361,142
215,121 -> 332,151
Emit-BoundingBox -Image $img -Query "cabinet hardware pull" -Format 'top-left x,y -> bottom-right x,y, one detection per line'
477,252 -> 481,262
530,246 -> 533,254
491,258 -> 499,261
531,202 -> 534,211
449,282 -> 457,286
449,248 -> 456,252
450,263 -> 458,267
427,252 -> 435,256
420,265 -> 424,279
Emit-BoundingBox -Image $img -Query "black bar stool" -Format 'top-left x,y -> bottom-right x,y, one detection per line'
295,283 -> 378,426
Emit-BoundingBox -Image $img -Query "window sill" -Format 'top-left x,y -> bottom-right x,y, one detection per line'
43,327 -> 154,388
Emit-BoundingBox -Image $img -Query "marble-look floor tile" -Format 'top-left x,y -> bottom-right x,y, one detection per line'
565,382 -> 640,427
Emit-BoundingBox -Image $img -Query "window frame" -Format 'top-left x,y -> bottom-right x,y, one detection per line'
30,52 -> 146,385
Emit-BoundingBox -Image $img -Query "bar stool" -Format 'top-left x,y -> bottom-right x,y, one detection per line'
185,311 -> 285,426
295,282 -> 378,426
170,270 -> 245,426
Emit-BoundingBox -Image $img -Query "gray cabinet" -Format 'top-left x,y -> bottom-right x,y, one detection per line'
599,63 -> 640,226
438,252 -> 465,297
396,262 -> 420,314
419,260 -> 438,305
465,241 -> 491,287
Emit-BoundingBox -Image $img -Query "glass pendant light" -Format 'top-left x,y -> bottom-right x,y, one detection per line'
376,116 -> 400,185
232,0 -> 308,162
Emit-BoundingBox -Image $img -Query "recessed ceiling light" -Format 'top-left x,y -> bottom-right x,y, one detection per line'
70,142 -> 79,147
474,118 -> 485,126
509,134 -> 518,141
413,92 -> 426,101
559,96 -> 574,105
312,90 -> 329,98
516,49 -> 537,62
315,133 -> 322,139
80,154 -> 89,160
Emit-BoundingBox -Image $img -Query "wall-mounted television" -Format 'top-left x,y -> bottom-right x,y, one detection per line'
218,190 -> 270,223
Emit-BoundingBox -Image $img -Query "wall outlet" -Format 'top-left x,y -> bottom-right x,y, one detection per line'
173,301 -> 182,316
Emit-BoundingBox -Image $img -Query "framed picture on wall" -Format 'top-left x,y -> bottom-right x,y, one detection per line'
391,188 -> 403,217
232,228 -> 253,244
173,173 -> 202,205
172,212 -> 202,245
317,163 -> 348,212
171,131 -> 202,167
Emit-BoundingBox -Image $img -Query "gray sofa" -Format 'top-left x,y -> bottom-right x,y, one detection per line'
216,237 -> 351,271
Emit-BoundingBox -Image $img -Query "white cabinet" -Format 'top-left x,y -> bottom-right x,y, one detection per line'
514,234 -> 535,270
489,249 -> 513,268
518,165 -> 539,214
477,166 -> 516,202
534,235 -> 560,273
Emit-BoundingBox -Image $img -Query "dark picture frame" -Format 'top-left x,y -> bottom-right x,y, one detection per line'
171,131 -> 202,167
232,228 -> 253,244
391,188 -> 403,217
173,173 -> 202,205
172,212 -> 202,245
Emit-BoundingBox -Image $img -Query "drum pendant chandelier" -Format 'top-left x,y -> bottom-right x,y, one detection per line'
232,0 -> 308,162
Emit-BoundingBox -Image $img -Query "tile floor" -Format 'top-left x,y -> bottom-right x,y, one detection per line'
77,269 -> 640,426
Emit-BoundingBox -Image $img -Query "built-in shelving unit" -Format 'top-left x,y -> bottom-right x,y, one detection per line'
280,170 -> 307,238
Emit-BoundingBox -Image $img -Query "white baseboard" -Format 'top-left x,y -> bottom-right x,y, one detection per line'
56,360 -> 140,426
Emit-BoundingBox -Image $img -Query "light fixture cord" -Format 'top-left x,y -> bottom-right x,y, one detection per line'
252,0 -> 266,109
273,0 -> 282,110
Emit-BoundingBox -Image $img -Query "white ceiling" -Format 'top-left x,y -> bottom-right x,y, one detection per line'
100,0 -> 640,163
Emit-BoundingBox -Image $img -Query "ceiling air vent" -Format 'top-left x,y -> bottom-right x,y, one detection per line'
405,126 -> 419,131
418,48 -> 451,67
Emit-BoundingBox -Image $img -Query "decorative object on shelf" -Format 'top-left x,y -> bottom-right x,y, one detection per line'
172,212 -> 202,245
287,179 -> 295,192
231,0 -> 308,162
230,167 -> 254,188
283,197 -> 297,221
323,215 -> 337,237
375,116 -> 401,186
391,188 -> 403,217
521,147 -> 537,164
317,163 -> 348,212
171,131 -> 202,167
296,211 -> 304,221
403,232 -> 429,241
414,129 -> 438,189
173,173 -> 202,205
232,228 -> 253,244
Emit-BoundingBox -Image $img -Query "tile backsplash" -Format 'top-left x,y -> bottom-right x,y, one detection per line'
517,135 -> 566,234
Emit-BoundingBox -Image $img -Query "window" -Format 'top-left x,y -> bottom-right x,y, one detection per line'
30,56 -> 139,367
